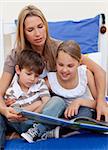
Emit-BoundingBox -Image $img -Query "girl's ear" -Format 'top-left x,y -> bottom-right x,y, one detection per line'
76,59 -> 81,66
15,65 -> 21,75
79,58 -> 82,65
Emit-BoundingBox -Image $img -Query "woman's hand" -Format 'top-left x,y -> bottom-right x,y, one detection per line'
96,101 -> 108,122
64,99 -> 81,119
5,98 -> 16,107
4,106 -> 23,121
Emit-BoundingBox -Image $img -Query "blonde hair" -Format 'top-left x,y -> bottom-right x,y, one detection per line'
57,40 -> 81,62
15,5 -> 59,71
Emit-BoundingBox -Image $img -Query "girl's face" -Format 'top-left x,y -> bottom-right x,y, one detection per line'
16,66 -> 39,92
24,16 -> 46,53
56,51 -> 79,82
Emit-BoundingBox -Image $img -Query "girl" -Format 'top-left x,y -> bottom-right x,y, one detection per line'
47,40 -> 97,119
42,40 -> 98,139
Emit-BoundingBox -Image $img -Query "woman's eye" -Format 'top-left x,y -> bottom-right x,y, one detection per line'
27,29 -> 33,32
38,25 -> 43,28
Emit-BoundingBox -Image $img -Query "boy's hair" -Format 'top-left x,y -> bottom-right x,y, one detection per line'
56,40 -> 81,62
16,49 -> 45,74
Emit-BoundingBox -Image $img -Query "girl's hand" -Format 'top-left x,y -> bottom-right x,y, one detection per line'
64,99 -> 81,119
5,98 -> 16,107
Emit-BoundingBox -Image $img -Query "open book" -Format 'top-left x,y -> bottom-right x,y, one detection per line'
14,107 -> 108,133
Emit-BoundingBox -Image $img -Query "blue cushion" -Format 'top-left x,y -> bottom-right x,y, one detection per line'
48,15 -> 100,54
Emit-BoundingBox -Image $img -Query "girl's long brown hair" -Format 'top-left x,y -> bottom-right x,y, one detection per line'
57,40 -> 81,62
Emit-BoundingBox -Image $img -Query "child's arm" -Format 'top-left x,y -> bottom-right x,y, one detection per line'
35,96 -> 50,113
64,69 -> 97,119
20,96 -> 50,113
34,78 -> 51,112
64,98 -> 96,118
22,100 -> 42,112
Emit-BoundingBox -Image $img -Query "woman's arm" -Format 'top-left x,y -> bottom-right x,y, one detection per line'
86,69 -> 97,99
81,55 -> 107,121
0,49 -> 16,101
0,72 -> 19,119
81,55 -> 106,100
0,72 -> 13,96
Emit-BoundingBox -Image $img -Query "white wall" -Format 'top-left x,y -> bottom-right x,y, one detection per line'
1,0 -> 108,93
1,1 -> 108,22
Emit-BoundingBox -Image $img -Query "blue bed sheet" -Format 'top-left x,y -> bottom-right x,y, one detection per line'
5,133 -> 108,150
6,15 -> 107,150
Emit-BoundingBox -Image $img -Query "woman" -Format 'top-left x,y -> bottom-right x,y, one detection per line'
0,4 -> 107,148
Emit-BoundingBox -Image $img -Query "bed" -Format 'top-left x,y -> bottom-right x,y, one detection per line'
5,14 -> 108,150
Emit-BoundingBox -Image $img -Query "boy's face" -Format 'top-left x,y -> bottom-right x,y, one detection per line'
15,65 -> 39,90
56,51 -> 79,82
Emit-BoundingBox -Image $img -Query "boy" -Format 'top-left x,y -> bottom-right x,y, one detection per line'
5,49 -> 50,113
4,49 -> 65,143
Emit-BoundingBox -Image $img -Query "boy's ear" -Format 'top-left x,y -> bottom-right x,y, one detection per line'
15,65 -> 21,75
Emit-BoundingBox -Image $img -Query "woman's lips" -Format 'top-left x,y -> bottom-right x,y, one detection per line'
34,38 -> 42,43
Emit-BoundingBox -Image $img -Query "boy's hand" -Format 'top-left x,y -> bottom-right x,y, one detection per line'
5,98 -> 16,107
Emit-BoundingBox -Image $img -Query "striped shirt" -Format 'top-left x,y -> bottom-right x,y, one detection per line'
4,74 -> 50,107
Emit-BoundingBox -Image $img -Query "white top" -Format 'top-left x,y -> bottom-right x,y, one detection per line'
5,74 -> 50,107
47,65 -> 91,106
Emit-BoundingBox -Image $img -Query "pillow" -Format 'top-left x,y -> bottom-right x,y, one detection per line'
48,15 -> 100,54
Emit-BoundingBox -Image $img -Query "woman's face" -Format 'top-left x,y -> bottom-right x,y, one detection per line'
24,16 -> 46,52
